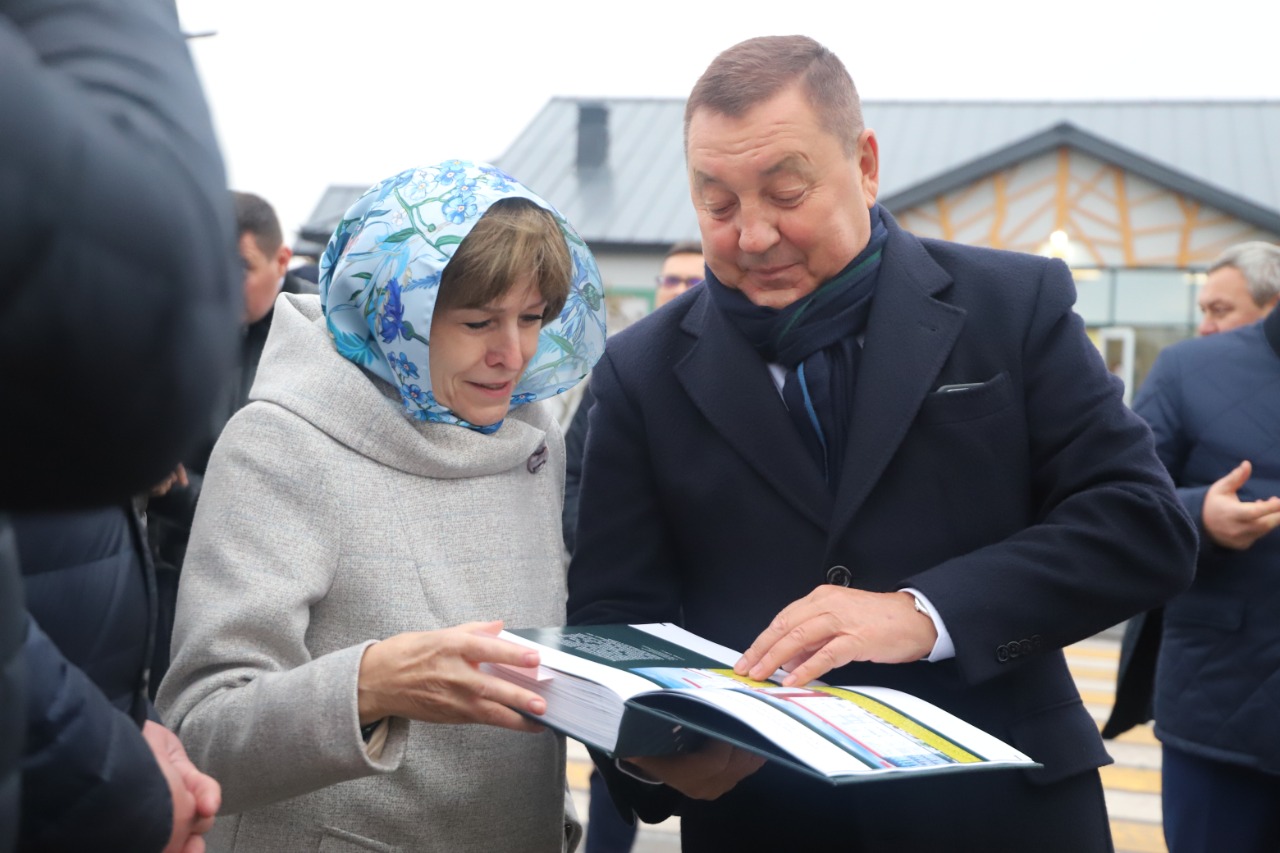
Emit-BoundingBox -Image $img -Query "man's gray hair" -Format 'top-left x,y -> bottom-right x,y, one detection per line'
1208,241 -> 1280,306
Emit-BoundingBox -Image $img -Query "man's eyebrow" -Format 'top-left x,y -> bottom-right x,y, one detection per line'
691,170 -> 722,193
691,156 -> 811,192
763,155 -> 810,178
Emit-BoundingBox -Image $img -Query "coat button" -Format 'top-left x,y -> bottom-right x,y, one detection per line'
825,565 -> 852,587
527,443 -> 548,474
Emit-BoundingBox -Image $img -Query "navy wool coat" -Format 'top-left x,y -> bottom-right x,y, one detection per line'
568,212 -> 1196,845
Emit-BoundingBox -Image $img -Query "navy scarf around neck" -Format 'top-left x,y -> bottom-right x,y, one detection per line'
708,205 -> 889,489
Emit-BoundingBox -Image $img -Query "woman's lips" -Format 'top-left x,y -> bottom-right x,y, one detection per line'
467,379 -> 514,397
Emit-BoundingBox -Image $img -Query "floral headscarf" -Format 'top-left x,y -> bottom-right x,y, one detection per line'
319,160 -> 607,433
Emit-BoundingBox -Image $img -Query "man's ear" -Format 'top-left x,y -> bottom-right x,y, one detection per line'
274,244 -> 293,277
857,129 -> 879,208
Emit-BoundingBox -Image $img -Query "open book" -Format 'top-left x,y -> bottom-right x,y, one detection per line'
485,623 -> 1039,785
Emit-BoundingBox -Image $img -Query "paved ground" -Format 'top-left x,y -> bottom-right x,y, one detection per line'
567,624 -> 1166,853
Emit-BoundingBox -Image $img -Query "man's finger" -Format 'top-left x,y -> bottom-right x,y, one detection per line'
743,613 -> 840,682
1210,460 -> 1252,496
734,592 -> 826,675
781,638 -> 856,687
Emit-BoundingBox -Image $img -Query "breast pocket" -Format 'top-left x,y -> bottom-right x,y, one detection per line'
319,826 -> 399,853
917,372 -> 1013,426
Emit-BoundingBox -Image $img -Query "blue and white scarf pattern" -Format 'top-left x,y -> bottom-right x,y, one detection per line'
319,160 -> 607,432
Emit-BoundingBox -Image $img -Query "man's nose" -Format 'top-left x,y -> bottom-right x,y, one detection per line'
738,207 -> 779,255
1197,316 -> 1216,336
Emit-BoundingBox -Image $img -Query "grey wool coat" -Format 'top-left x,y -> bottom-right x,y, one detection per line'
157,294 -> 580,853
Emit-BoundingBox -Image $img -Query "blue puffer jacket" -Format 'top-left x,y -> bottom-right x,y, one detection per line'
1141,310 -> 1280,772
13,505 -> 170,851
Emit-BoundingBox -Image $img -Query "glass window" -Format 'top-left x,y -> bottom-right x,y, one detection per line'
1113,269 -> 1197,327
1071,268 -> 1112,325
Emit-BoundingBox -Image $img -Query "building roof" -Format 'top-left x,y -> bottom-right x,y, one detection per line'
294,182 -> 370,259
297,99 -> 1280,252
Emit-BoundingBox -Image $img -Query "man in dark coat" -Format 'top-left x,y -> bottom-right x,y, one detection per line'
146,191 -> 318,689
0,0 -> 240,848
567,35 -> 1196,852
1129,258 -> 1280,852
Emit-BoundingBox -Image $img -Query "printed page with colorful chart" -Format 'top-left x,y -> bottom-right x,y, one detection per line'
492,623 -> 1040,784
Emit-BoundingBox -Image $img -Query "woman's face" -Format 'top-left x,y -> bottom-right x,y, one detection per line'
428,275 -> 546,426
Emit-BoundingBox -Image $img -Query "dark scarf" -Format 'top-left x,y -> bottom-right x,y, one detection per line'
708,205 -> 889,488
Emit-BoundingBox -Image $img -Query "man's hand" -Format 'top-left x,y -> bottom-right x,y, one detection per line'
734,587 -> 937,686
150,464 -> 189,498
1203,461 -> 1280,551
624,741 -> 765,800
142,720 -> 220,853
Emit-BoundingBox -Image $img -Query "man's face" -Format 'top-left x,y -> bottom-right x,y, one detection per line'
686,83 -> 879,309
1197,266 -> 1275,335
239,231 -> 291,324
655,251 -> 704,308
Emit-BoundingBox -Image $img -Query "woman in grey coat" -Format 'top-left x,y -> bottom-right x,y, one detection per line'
157,161 -> 607,852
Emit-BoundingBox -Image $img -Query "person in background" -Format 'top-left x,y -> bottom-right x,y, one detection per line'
145,191 -> 317,693
1108,243 -> 1280,852
567,34 -> 1196,852
1195,241 -> 1280,336
652,240 -> 706,308
1105,241 -> 1280,739
157,160 -> 606,852
0,0 -> 241,849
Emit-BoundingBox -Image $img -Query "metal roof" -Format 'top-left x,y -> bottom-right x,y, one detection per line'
298,99 -> 1280,251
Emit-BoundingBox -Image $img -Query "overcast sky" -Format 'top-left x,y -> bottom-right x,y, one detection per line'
176,0 -> 1280,245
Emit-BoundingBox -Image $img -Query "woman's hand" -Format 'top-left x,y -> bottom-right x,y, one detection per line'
356,620 -> 548,733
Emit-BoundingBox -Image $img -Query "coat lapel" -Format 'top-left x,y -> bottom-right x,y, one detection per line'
828,219 -> 966,543
674,293 -> 831,530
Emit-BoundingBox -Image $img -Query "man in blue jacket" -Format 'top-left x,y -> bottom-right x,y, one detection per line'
568,34 -> 1197,852
1133,245 -> 1280,853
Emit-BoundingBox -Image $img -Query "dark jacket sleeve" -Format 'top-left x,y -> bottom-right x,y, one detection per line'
561,383 -> 594,554
1132,346 -> 1213,555
0,0 -> 240,510
20,616 -> 170,853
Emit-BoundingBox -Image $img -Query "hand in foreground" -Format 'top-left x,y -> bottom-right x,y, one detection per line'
624,740 -> 766,800
357,620 -> 547,733
734,587 -> 936,687
142,719 -> 220,853
1203,461 -> 1280,550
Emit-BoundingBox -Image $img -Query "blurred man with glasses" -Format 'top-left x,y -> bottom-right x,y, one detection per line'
654,241 -> 706,309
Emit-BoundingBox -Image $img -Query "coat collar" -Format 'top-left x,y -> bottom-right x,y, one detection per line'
1265,306 -> 1280,360
672,212 -> 964,534
828,213 -> 965,540
675,292 -> 832,530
